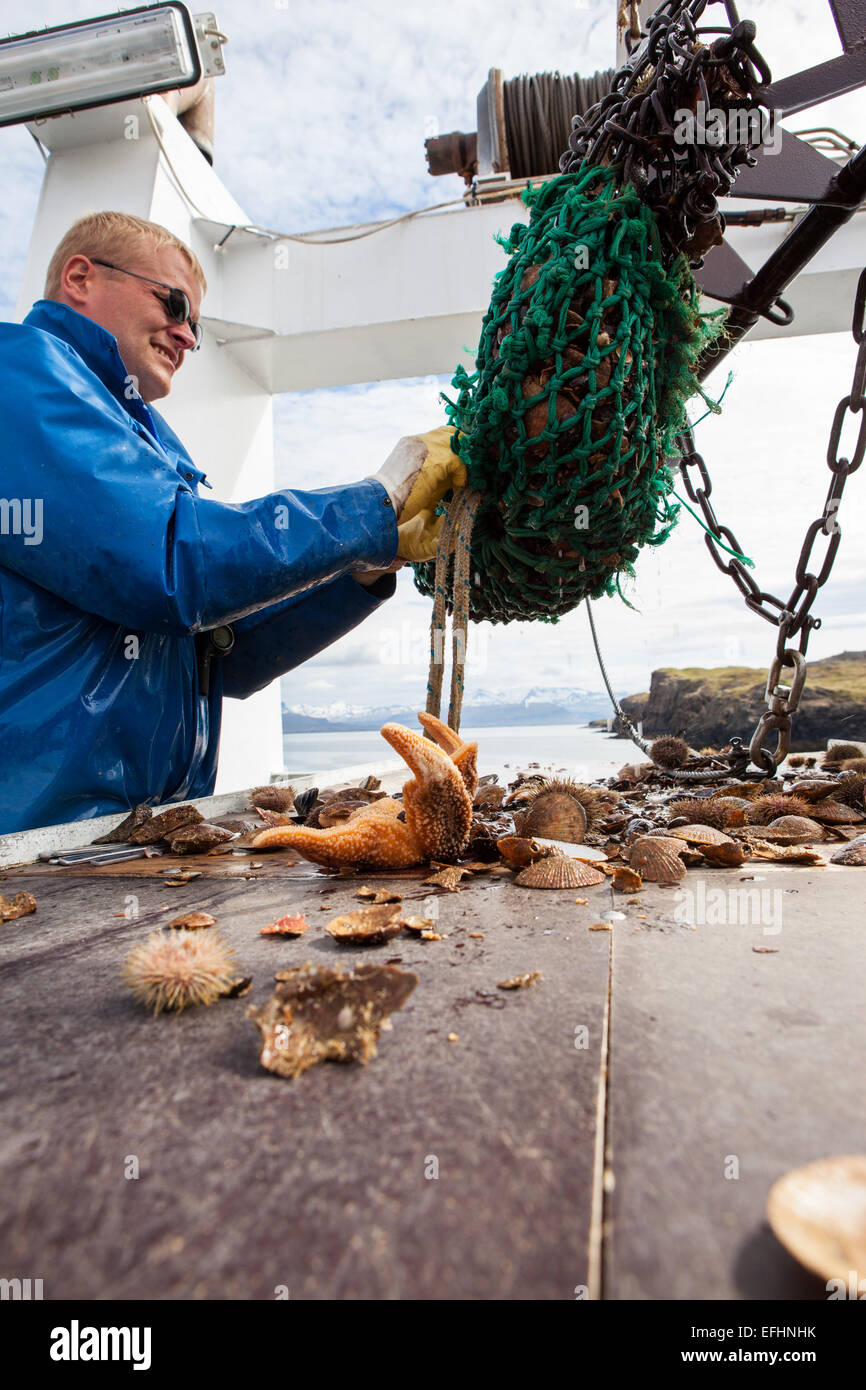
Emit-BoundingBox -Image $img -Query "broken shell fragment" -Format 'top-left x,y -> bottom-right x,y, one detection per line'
355,886 -> 402,904
163,870 -> 202,885
403,916 -> 437,934
748,841 -> 824,865
497,971 -> 542,990
515,857 -> 606,889
325,904 -> 406,945
766,1155 -> 866,1283
248,961 -> 418,1078
424,865 -> 473,891
168,911 -> 217,929
260,913 -> 310,936
613,865 -> 643,893
0,891 -> 37,922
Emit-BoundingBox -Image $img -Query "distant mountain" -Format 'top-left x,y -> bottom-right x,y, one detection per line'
282,686 -> 621,732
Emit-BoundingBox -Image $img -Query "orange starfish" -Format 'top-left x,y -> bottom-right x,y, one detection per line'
252,716 -> 477,870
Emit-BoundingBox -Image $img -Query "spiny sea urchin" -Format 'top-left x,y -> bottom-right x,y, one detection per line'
250,784 -> 296,812
823,743 -> 864,765
666,798 -> 731,829
833,772 -> 866,808
122,930 -> 238,1015
650,736 -> 690,769
746,793 -> 812,826
839,757 -> 866,774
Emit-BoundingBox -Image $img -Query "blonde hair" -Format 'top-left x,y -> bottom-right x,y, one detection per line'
44,211 -> 207,300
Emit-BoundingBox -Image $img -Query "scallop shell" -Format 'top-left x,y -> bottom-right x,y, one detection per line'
496,836 -> 548,868
516,792 -> 588,845
168,911 -> 217,929
515,857 -> 606,889
698,841 -> 747,867
830,843 -> 866,865
325,904 -> 405,944
808,799 -> 865,825
626,836 -> 687,882
767,1156 -> 866,1283
765,815 -> 825,843
664,824 -> 735,847
787,779 -> 840,802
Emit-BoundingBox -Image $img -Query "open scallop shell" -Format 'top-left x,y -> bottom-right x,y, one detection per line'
767,1155 -> 866,1282
515,857 -> 606,889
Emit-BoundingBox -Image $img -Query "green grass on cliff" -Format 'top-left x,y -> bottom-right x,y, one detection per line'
654,653 -> 866,697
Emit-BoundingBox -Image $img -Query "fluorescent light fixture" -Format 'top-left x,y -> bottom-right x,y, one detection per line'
0,4 -> 202,130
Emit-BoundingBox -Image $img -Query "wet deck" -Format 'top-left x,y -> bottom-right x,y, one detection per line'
0,846 -> 861,1300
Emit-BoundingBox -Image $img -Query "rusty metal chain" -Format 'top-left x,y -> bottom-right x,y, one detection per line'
560,0 -> 773,267
674,264 -> 866,774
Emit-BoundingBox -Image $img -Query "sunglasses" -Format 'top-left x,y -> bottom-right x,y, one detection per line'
90,259 -> 202,350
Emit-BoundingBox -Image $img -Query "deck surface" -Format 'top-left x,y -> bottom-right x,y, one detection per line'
0,848 -> 862,1300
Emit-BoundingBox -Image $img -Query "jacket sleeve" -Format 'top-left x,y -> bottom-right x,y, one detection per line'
221,572 -> 396,699
0,328 -> 397,635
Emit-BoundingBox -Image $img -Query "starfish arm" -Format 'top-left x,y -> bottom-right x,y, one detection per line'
381,724 -> 472,860
417,712 -> 478,796
252,811 -> 422,869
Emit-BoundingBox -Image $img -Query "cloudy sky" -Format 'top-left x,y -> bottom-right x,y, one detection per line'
1,0 -> 864,711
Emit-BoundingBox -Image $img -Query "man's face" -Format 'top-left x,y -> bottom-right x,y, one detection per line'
69,244 -> 203,403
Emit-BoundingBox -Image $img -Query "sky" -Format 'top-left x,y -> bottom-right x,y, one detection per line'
1,0 -> 864,711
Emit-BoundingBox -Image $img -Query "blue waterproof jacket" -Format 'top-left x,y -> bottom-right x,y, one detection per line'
0,300 -> 398,834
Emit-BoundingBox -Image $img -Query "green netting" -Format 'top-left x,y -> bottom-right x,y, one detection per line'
413,163 -> 728,624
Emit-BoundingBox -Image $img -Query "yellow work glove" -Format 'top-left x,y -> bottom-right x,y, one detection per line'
396,425 -> 467,526
396,507 -> 446,562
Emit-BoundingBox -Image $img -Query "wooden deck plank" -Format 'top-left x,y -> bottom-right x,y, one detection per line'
0,865 -> 610,1300
604,861 -> 866,1300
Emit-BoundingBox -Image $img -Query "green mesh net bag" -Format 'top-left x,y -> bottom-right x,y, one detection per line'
413,162 -> 727,625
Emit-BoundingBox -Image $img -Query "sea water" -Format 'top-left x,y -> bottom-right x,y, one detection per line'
282,722 -> 634,783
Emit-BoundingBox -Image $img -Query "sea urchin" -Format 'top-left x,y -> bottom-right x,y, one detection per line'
746,794 -> 812,826
122,930 -> 238,1015
666,798 -> 731,829
650,736 -> 691,769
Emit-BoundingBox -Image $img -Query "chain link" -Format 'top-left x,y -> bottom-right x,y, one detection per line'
674,265 -> 866,775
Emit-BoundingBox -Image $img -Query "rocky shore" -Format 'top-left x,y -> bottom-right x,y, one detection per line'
613,651 -> 866,752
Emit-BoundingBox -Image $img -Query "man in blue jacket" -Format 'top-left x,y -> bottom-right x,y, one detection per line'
0,211 -> 455,834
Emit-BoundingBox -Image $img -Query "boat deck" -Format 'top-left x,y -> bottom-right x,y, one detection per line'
1,825 -> 860,1300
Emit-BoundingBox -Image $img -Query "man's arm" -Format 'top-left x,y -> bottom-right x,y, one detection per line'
0,327 -> 397,636
221,570 -> 396,699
